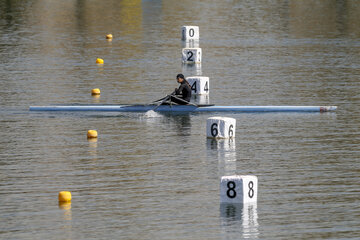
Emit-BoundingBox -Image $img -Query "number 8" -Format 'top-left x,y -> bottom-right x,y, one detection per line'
248,181 -> 254,198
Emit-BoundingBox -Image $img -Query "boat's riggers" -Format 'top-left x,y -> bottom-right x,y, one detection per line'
29,105 -> 337,112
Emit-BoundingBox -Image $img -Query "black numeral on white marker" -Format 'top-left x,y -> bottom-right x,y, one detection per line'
189,28 -> 194,37
248,181 -> 254,198
187,51 -> 194,61
227,181 -> 236,198
211,123 -> 218,137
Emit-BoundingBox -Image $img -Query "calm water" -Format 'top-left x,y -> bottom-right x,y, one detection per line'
1,0 -> 359,239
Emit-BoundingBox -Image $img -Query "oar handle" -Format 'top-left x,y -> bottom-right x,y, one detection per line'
153,90 -> 176,103
152,91 -> 176,111
169,94 -> 198,107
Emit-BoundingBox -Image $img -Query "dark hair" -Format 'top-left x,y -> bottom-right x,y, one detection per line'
176,73 -> 185,79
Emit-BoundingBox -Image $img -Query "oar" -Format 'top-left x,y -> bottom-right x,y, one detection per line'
153,95 -> 170,103
170,94 -> 198,107
152,91 -> 175,111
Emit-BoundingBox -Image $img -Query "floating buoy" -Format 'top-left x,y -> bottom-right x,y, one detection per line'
96,58 -> 104,64
181,26 -> 199,40
220,175 -> 258,204
182,48 -> 202,64
207,117 -> 236,139
58,191 -> 72,202
186,76 -> 209,95
87,130 -> 98,138
91,88 -> 100,96
106,34 -> 113,39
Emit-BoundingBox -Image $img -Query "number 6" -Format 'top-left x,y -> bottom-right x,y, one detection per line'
228,124 -> 234,137
211,123 -> 218,137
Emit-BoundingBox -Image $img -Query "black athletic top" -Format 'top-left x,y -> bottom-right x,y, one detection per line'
175,81 -> 192,102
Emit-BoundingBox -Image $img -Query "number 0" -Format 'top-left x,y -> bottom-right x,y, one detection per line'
189,28 -> 194,37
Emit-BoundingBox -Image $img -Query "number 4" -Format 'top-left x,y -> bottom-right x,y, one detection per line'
191,81 -> 197,93
204,81 -> 209,92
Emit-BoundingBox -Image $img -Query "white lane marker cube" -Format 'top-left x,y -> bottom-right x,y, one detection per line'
182,48 -> 201,64
181,26 -> 199,40
186,76 -> 209,95
206,117 -> 236,139
220,175 -> 258,204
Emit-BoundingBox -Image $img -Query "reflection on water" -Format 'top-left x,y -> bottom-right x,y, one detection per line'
182,39 -> 200,48
220,203 -> 259,239
59,202 -> 72,212
88,138 -> 98,157
207,138 -> 236,176
143,112 -> 192,136
192,94 -> 210,105
91,94 -> 101,104
182,62 -> 202,76
58,202 -> 73,239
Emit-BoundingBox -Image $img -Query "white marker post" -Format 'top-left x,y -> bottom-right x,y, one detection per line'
186,76 -> 209,95
181,26 -> 199,40
220,175 -> 258,204
206,117 -> 236,139
182,48 -> 201,64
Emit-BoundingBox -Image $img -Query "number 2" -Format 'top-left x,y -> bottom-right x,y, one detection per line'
187,51 -> 194,61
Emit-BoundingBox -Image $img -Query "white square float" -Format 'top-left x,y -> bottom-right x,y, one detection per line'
220,175 -> 258,204
182,48 -> 201,64
186,76 -> 209,95
181,26 -> 199,40
206,117 -> 236,139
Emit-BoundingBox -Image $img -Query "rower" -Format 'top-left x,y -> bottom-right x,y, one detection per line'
170,74 -> 192,105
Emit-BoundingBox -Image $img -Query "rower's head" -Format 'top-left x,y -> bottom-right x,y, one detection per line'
176,73 -> 185,83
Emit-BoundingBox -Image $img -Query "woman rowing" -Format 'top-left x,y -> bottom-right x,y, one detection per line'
170,73 -> 192,105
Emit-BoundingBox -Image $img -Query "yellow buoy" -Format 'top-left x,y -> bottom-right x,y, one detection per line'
87,130 -> 98,139
96,58 -> 104,64
91,88 -> 100,96
58,191 -> 72,202
106,34 -> 113,39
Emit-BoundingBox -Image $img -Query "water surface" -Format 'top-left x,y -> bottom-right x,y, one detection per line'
0,0 -> 359,239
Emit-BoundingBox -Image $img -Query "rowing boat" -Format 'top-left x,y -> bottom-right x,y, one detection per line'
29,104 -> 337,112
